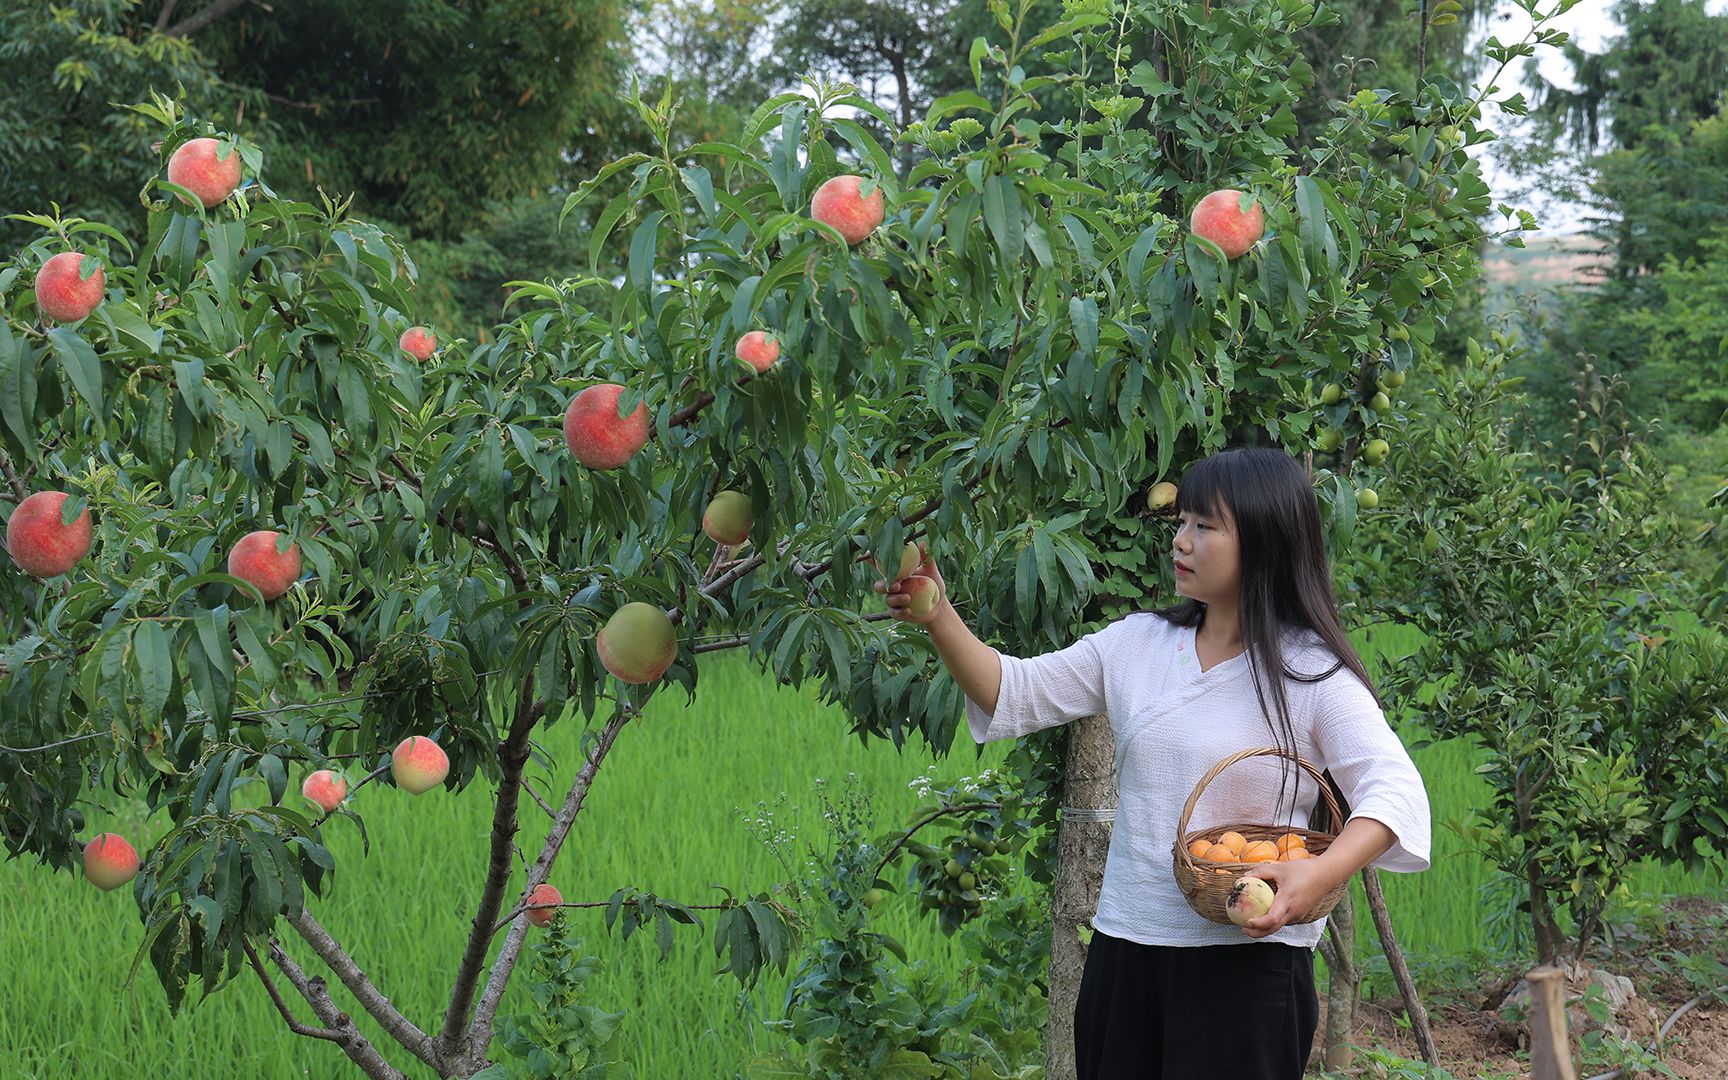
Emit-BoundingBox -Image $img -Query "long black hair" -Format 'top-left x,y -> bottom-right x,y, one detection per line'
1151,446 -> 1380,825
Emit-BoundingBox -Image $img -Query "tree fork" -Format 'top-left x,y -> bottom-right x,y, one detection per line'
434,686 -> 546,1063
269,938 -> 407,1080
463,702 -> 637,1071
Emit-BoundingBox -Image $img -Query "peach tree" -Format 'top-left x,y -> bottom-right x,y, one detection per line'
0,0 -> 1554,1075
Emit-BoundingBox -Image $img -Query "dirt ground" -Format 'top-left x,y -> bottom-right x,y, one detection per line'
1304,897 -> 1728,1078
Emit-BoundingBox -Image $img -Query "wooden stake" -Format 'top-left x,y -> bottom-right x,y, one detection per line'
1528,965 -> 1580,1080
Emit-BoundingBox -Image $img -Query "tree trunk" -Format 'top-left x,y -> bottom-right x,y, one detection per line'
1529,863 -> 1565,965
1043,716 -> 1116,1080
1317,888 -> 1359,1070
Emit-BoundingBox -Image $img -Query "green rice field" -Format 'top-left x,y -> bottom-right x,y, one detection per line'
1,630 -> 1719,1078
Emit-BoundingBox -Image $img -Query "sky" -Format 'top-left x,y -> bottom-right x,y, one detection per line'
1471,0 -> 1728,235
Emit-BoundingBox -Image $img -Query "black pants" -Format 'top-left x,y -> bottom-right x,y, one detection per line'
1074,931 -> 1320,1079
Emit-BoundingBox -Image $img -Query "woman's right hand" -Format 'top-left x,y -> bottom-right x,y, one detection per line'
873,541 -> 947,625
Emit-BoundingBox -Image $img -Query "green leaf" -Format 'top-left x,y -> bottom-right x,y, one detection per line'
46,327 -> 104,421
257,754 -> 287,806
982,176 -> 1024,264
130,622 -> 173,722
0,321 -> 33,448
628,211 -> 667,294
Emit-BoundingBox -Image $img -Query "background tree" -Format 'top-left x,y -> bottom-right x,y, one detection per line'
1,0 -> 636,340
1342,337 -> 1728,965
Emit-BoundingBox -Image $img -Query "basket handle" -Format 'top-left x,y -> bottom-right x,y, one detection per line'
1174,746 -> 1345,846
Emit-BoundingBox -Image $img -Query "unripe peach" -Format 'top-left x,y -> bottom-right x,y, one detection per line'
301,770 -> 348,812
6,490 -> 93,578
702,490 -> 752,546
167,137 -> 244,207
525,883 -> 562,927
1189,188 -> 1265,259
901,574 -> 940,617
563,383 -> 650,470
898,539 -> 926,580
83,833 -> 140,892
399,326 -> 437,361
34,252 -> 105,322
392,736 -> 449,794
227,530 -> 302,600
734,331 -> 780,373
1227,876 -> 1275,927
596,602 -> 677,685
810,175 -> 886,245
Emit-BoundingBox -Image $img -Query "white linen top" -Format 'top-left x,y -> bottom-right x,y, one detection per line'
964,611 -> 1432,949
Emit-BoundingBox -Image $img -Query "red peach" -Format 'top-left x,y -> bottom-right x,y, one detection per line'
525,883 -> 563,927
734,331 -> 780,372
227,530 -> 302,600
563,384 -> 650,470
810,175 -> 886,245
1190,188 -> 1266,259
399,326 -> 437,361
83,833 -> 140,891
392,736 -> 449,794
301,770 -> 348,812
167,137 -> 244,207
5,490 -> 93,578
33,252 -> 105,323
900,574 -> 940,618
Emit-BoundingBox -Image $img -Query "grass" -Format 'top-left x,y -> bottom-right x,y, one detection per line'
1,632 -> 1720,1078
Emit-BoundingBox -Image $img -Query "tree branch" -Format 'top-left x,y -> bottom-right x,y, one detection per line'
287,910 -> 440,1070
153,0 -> 182,33
434,685 -> 546,1062
0,447 -> 27,502
464,703 -> 636,1070
245,937 -> 342,1043
164,0 -> 250,38
268,938 -> 408,1080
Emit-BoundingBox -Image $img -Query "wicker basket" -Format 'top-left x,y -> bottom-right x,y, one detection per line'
1170,746 -> 1349,926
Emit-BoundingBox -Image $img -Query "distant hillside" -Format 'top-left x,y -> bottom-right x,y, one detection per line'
1480,233 -> 1612,312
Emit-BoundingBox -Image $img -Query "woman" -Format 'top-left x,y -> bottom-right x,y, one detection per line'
877,446 -> 1431,1079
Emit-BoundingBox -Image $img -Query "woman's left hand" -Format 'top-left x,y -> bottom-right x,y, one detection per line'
1238,857 -> 1339,938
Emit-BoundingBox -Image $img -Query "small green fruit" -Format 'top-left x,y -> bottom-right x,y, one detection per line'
1383,370 -> 1406,389
1319,383 -> 1344,405
1369,391 -> 1392,413
1423,527 -> 1440,554
1316,428 -> 1343,452
1362,439 -> 1390,466
1389,324 -> 1410,342
957,872 -> 976,890
702,489 -> 753,546
1356,487 -> 1380,510
863,888 -> 885,909
944,858 -> 963,878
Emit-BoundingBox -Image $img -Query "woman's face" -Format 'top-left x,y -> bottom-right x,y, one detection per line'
1171,501 -> 1241,607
